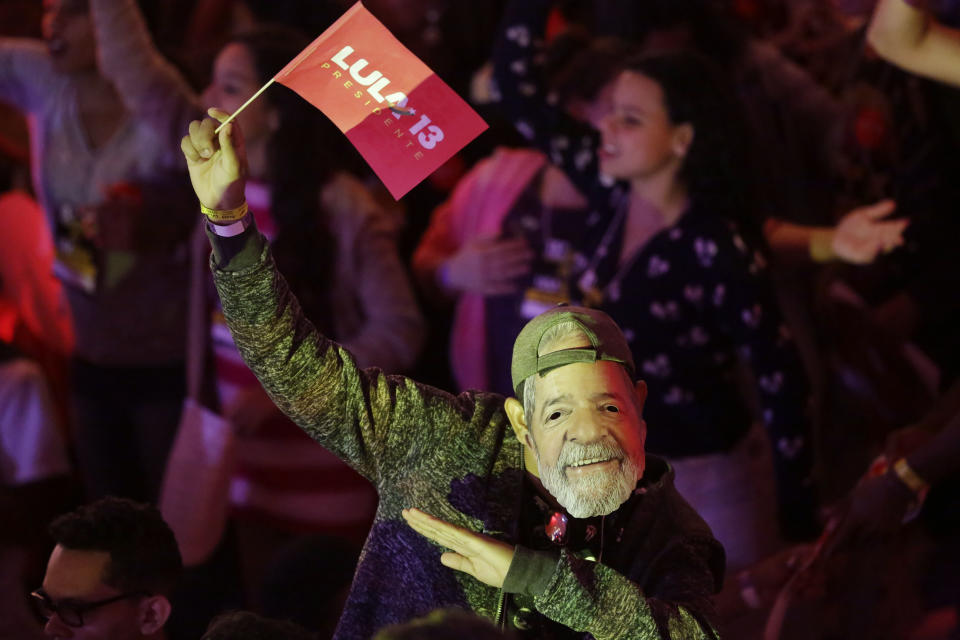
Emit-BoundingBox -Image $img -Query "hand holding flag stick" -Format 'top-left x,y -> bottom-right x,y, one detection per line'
182,108 -> 247,212
211,1 -> 486,199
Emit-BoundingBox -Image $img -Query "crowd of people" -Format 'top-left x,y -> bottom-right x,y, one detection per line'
1,0 -> 959,638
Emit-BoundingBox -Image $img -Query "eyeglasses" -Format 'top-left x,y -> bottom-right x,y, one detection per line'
30,589 -> 149,627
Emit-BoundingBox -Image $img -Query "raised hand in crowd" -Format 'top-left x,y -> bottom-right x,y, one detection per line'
829,199 -> 907,264
181,109 -> 246,212
764,199 -> 906,265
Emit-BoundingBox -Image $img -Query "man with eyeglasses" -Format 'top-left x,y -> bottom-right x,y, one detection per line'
31,496 -> 182,639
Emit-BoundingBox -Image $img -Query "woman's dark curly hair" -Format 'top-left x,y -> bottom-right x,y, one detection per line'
228,26 -> 359,334
623,51 -> 754,225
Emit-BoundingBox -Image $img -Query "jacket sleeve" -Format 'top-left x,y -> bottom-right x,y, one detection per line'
323,173 -> 426,372
505,541 -> 718,639
89,0 -> 202,157
491,0 -> 619,210
209,226 -> 499,486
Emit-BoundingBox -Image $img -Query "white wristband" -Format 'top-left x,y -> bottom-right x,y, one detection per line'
207,213 -> 252,238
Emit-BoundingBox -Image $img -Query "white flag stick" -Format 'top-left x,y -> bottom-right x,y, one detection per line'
214,77 -> 277,134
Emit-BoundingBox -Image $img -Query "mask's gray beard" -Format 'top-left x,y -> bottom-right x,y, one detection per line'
536,440 -> 639,518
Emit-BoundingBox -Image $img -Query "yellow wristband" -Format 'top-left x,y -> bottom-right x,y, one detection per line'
892,458 -> 929,494
809,228 -> 835,263
200,201 -> 248,223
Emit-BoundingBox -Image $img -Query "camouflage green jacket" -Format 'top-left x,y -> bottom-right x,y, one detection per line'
211,228 -> 722,639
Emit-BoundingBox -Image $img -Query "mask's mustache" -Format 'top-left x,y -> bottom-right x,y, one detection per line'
558,440 -> 624,469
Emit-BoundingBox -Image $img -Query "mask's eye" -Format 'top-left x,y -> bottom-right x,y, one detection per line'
605,405 -> 620,413
548,411 -> 563,421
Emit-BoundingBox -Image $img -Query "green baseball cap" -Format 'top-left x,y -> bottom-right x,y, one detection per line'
511,305 -> 636,396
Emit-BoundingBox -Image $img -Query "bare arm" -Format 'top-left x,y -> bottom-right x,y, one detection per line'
868,0 -> 960,87
90,0 -> 202,151
763,218 -> 836,264
763,200 -> 906,266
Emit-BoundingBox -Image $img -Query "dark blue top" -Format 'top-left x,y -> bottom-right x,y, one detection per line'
492,0 -> 816,531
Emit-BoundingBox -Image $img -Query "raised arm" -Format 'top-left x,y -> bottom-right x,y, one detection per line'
90,0 -> 202,151
181,112 -> 498,484
763,200 -> 907,266
867,0 -> 960,87
491,0 -> 618,209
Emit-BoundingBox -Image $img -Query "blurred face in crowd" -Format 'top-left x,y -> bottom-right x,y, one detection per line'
508,334 -> 648,519
203,42 -> 278,146
597,71 -> 692,188
42,0 -> 96,74
37,545 -> 159,640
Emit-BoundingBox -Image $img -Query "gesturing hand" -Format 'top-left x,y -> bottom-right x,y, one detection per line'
832,199 -> 907,265
180,108 -> 248,211
402,508 -> 515,588
442,237 -> 533,295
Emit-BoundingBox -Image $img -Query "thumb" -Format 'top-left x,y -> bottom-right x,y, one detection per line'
440,552 -> 470,572
861,199 -> 896,220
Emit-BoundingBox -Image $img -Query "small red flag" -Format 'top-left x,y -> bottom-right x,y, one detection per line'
274,2 -> 488,200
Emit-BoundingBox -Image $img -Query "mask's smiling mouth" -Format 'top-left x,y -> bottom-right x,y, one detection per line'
568,456 -> 613,468
565,456 -> 621,476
